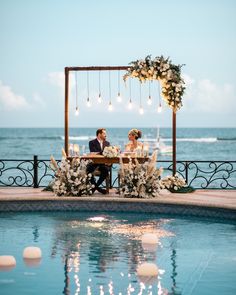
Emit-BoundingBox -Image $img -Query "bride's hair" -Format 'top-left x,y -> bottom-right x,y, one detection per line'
129,128 -> 142,140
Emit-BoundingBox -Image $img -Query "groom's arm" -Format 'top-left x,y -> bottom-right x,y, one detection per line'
89,140 -> 95,152
105,141 -> 110,147
89,139 -> 100,152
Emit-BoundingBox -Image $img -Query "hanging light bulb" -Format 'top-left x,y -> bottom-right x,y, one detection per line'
139,82 -> 144,114
74,72 -> 79,116
87,97 -> 91,107
117,92 -> 122,102
128,79 -> 133,109
98,93 -> 102,103
98,71 -> 102,103
147,95 -> 152,105
128,98 -> 133,109
86,71 -> 91,107
117,70 -> 122,102
75,106 -> 79,116
108,101 -> 113,111
157,80 -> 162,112
139,106 -> 144,115
147,81 -> 152,105
108,70 -> 113,111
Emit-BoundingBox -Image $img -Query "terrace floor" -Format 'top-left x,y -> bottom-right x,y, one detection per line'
0,187 -> 235,209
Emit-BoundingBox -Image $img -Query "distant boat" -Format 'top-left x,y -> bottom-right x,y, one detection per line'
153,128 -> 172,155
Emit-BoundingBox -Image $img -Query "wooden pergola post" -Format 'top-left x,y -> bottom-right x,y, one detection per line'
172,110 -> 177,175
64,67 -> 69,156
64,65 -> 177,174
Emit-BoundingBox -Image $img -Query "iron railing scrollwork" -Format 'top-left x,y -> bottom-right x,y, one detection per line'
0,157 -> 235,189
0,159 -> 34,187
186,161 -> 236,189
37,159 -> 61,187
159,160 -> 236,189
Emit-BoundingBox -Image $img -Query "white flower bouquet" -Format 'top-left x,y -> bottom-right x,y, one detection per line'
50,155 -> 94,196
123,55 -> 185,112
161,174 -> 186,192
118,151 -> 163,198
103,146 -> 119,158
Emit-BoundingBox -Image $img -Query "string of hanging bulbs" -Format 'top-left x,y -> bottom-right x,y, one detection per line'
75,72 -> 79,116
73,70 -> 163,115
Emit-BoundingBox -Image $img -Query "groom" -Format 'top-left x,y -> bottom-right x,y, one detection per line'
87,128 -> 110,194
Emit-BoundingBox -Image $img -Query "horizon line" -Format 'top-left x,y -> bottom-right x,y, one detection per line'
0,126 -> 235,129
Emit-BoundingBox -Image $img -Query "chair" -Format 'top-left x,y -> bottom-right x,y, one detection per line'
93,166 -> 111,194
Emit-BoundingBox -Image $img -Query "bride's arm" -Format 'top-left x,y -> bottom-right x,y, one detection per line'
125,143 -> 131,151
139,142 -> 144,149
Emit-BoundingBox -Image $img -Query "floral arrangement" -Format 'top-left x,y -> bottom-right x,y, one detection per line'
123,55 -> 185,112
50,154 -> 94,196
118,151 -> 163,198
103,146 -> 119,158
161,174 -> 186,192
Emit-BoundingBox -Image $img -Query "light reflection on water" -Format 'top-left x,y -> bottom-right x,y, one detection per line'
0,212 -> 236,295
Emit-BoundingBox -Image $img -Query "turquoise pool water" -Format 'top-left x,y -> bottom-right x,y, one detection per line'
0,212 -> 236,295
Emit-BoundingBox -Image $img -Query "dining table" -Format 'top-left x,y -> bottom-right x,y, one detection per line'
79,153 -> 150,165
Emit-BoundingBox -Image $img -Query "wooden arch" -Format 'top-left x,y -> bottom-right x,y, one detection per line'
64,66 -> 177,175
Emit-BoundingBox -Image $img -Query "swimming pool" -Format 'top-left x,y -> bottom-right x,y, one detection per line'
0,212 -> 236,295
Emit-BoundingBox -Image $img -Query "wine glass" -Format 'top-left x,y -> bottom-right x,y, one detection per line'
81,145 -> 86,155
116,145 -> 121,154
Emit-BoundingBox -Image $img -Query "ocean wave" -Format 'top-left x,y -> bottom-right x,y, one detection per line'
178,137 -> 218,142
60,136 -> 92,141
144,137 -> 218,143
0,279 -> 15,284
0,135 -> 91,141
217,137 -> 236,141
0,136 -> 62,140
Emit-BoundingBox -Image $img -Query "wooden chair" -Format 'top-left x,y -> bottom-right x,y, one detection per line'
93,166 -> 111,194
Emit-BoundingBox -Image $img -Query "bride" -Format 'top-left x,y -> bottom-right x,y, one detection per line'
125,128 -> 143,152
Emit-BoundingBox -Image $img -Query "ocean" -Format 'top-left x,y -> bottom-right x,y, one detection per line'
0,127 -> 236,161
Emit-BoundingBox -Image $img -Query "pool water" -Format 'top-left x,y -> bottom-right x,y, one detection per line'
0,212 -> 236,295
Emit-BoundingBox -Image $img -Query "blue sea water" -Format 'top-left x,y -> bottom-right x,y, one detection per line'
0,127 -> 236,160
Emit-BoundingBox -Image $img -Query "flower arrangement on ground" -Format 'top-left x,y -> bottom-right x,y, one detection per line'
118,151 -> 163,198
161,174 -> 186,192
103,146 -> 119,158
50,154 -> 94,196
123,55 -> 185,112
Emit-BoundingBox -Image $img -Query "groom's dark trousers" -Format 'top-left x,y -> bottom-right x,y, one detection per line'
87,138 -> 110,188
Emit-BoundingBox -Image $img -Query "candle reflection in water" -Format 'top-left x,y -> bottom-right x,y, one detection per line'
50,215 -> 176,294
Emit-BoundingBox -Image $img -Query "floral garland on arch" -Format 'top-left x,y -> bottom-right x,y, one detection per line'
123,55 -> 185,112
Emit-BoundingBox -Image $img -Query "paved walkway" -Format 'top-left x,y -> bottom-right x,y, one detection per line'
0,187 -> 236,210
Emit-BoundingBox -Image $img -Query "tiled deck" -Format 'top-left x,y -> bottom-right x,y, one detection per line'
0,188 -> 236,220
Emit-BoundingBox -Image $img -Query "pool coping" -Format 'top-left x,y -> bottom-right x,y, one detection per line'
0,188 -> 236,220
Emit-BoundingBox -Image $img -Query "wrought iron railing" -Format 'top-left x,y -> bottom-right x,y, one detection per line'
159,160 -> 236,189
0,156 -> 236,189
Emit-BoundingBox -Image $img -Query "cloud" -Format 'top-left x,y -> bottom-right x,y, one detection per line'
0,80 -> 30,110
47,71 -> 76,98
47,71 -> 76,88
182,73 -> 195,86
182,73 -> 236,114
32,93 -> 46,107
47,72 -> 65,89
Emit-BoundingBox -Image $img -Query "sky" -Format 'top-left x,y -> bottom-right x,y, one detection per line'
0,0 -> 236,128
